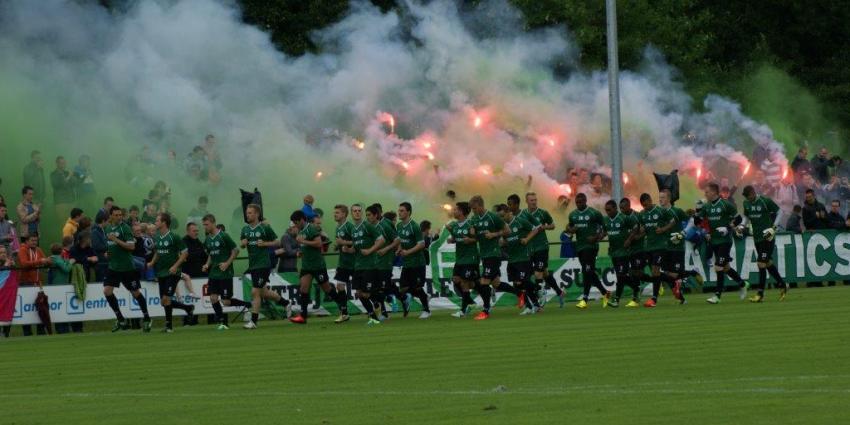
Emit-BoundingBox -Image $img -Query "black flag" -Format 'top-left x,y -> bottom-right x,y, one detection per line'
653,170 -> 680,203
240,188 -> 264,223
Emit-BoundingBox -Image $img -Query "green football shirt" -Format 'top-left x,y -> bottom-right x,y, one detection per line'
335,221 -> 356,269
153,231 -> 186,278
240,223 -> 277,270
568,207 -> 604,253
523,208 -> 553,253
504,216 -> 533,263
640,206 -> 675,252
604,213 -> 632,258
743,196 -> 780,242
665,206 -> 689,252
352,221 -> 384,271
205,230 -> 237,279
447,219 -> 479,265
397,219 -> 426,268
376,218 -> 397,271
472,210 -> 506,259
105,222 -> 135,272
298,223 -> 326,270
700,198 -> 737,246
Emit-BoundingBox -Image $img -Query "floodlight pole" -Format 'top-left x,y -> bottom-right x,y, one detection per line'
606,0 -> 623,201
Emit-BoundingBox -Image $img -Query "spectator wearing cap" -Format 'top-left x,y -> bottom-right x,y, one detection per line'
802,189 -> 827,231
62,208 -> 84,239
811,147 -> 834,185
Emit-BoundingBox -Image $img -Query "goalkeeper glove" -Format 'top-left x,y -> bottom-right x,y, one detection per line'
717,226 -> 729,237
762,227 -> 776,241
669,232 -> 685,244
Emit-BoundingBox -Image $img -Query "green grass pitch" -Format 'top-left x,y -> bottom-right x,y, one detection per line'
2,287 -> 849,425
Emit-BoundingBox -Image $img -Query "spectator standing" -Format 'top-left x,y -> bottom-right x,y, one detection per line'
790,147 -> 812,183
94,197 -> 114,224
275,223 -> 299,273
73,155 -> 97,212
187,196 -> 209,226
786,205 -> 803,234
421,220 -> 433,266
834,156 -> 850,180
775,178 -> 799,228
90,215 -> 109,281
181,222 -> 207,278
50,156 -> 76,225
140,200 -> 157,224
826,200 -> 847,230
62,208 -> 83,239
17,234 -> 50,336
70,231 -> 98,281
22,150 -> 46,204
811,147 -> 834,185
0,204 -> 14,254
802,189 -> 827,231
16,186 -> 40,241
126,205 -> 140,226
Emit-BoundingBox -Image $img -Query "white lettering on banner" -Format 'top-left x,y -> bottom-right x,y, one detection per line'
835,233 -> 850,276
794,234 -> 805,278
774,234 -> 792,278
806,233 -> 831,277
740,238 -> 758,276
11,279 -> 245,325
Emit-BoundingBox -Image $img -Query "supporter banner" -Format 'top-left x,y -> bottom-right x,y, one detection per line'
13,279 -> 245,325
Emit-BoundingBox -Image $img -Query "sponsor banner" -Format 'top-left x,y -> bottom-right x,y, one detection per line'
13,279 -> 245,325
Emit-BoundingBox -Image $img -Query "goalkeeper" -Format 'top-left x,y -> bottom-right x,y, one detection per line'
737,185 -> 789,302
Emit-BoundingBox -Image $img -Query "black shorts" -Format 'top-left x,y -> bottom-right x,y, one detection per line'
375,269 -> 394,288
530,250 -> 549,273
207,278 -> 234,299
105,270 -> 141,291
663,251 -> 685,274
157,275 -> 180,298
647,250 -> 666,268
507,261 -> 532,283
300,269 -> 329,285
710,243 -> 733,267
400,266 -> 426,290
629,253 -> 647,271
481,257 -> 502,280
577,248 -> 598,273
612,256 -> 631,275
352,269 -> 377,293
755,240 -> 775,263
334,268 -> 353,284
247,268 -> 271,289
452,264 -> 479,281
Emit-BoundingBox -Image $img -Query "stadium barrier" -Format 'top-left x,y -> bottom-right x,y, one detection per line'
11,230 -> 850,323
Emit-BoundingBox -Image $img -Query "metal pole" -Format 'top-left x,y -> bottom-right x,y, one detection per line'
606,0 -> 623,201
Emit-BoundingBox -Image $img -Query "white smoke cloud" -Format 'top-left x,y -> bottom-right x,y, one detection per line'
0,0 -> 788,219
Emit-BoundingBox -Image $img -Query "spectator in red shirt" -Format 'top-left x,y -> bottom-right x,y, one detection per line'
17,234 -> 51,336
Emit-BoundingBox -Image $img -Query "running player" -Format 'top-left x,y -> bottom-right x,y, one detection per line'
523,192 -> 564,307
351,204 -> 385,325
146,212 -> 195,332
332,204 -> 356,322
289,210 -> 350,324
395,202 -> 432,319
240,204 -> 291,329
601,200 -> 641,308
374,205 -> 398,319
496,204 -> 541,315
446,201 -> 480,318
202,214 -> 252,330
737,185 -> 788,302
103,206 -> 152,332
469,195 -> 512,320
700,183 -> 750,304
657,190 -> 695,304
566,193 -> 610,308
621,198 -> 648,307
638,193 -> 681,307
507,194 -> 540,307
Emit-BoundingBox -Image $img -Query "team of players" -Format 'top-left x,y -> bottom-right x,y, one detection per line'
99,183 -> 789,331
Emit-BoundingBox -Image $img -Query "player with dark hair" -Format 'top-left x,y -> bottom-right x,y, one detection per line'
395,202 -> 432,319
601,200 -> 641,308
202,214 -> 252,330
332,204 -> 356,322
738,185 -> 788,302
103,206 -> 152,332
506,193 -> 540,308
240,204 -> 291,329
447,201 -> 479,318
620,198 -> 646,307
638,192 -> 683,307
565,193 -> 610,308
289,210 -> 350,324
496,204 -> 541,315
469,195 -> 511,320
352,204 -> 386,325
700,183 -> 750,304
147,212 -> 195,332
374,205 -> 399,319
